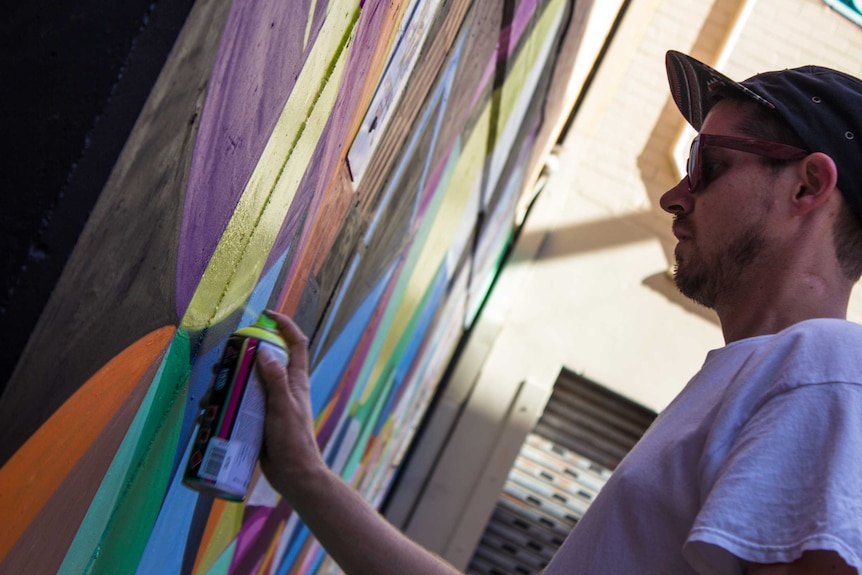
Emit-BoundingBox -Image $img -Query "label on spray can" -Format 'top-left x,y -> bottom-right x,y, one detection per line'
183,315 -> 288,501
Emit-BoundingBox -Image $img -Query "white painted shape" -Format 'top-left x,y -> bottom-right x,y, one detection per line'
347,0 -> 442,187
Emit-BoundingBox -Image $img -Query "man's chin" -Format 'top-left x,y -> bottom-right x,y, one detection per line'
673,268 -> 715,309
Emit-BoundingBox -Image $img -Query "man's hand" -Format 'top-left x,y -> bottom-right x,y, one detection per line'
252,311 -> 464,575
255,310 -> 325,502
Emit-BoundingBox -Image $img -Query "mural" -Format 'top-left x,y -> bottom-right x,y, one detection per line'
0,0 -> 583,572
823,0 -> 862,26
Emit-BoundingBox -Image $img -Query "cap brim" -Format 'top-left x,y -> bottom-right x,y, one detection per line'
666,50 -> 775,130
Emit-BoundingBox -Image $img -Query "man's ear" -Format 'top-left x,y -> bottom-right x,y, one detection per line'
791,152 -> 839,215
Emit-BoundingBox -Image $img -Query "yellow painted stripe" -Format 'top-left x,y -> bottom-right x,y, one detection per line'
182,5 -> 359,331
192,500 -> 245,575
256,519 -> 284,574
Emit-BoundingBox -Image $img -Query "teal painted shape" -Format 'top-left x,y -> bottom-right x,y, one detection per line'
375,260 -> 447,436
86,374 -> 190,575
345,137 -> 460,420
823,0 -> 862,22
134,435 -> 201,575
342,368 -> 397,478
203,538 -> 237,575
57,329 -> 191,575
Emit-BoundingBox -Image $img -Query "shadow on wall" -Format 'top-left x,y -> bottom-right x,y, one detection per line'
641,271 -> 720,326
519,212 -> 719,327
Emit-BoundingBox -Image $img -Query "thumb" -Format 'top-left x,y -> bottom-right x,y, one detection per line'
256,347 -> 288,393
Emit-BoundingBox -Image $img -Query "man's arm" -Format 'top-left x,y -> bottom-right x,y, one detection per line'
746,550 -> 857,574
256,311 -> 462,575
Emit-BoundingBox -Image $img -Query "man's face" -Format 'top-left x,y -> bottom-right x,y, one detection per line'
660,100 -> 783,309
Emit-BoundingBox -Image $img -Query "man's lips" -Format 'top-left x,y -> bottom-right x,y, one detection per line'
672,219 -> 693,242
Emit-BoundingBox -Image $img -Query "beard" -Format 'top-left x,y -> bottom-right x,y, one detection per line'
673,218 -> 769,309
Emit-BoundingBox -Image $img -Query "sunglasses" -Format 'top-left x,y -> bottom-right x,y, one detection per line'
686,134 -> 809,191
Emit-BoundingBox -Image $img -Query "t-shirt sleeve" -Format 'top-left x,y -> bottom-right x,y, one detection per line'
683,382 -> 862,575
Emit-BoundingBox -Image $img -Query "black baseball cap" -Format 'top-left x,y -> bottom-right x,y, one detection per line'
665,50 -> 862,221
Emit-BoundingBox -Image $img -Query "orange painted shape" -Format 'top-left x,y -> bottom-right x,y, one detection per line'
0,326 -> 176,561
0,347 -> 162,575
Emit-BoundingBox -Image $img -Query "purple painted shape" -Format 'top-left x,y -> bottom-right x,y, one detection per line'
178,0 -> 396,318
176,0 -> 324,317
227,504 -> 279,574
469,0 -> 539,111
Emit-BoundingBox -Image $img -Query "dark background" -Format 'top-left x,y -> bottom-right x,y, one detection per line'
0,0 -> 196,389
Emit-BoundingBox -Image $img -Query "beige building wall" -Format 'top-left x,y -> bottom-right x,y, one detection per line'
530,0 -> 862,410
389,0 -> 862,569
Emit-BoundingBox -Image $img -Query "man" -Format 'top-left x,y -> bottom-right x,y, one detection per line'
255,51 -> 862,574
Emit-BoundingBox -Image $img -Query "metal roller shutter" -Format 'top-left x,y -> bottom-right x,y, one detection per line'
466,368 -> 657,574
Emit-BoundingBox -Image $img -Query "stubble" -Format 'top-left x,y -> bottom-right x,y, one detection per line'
673,214 -> 769,309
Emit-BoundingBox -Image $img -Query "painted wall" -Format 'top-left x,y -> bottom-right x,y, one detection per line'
0,0 -> 587,572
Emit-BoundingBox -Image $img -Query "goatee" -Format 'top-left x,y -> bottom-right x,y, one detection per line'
673,223 -> 768,309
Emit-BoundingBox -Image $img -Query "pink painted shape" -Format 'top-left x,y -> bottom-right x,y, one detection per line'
317,253 -> 404,446
226,504 -> 272,572
469,0 -> 539,111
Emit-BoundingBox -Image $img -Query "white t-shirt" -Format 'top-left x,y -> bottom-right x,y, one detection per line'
543,318 -> 862,574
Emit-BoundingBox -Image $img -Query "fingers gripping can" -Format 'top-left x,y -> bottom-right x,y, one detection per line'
183,314 -> 288,501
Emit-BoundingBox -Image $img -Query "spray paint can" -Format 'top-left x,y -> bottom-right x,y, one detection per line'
183,314 -> 288,501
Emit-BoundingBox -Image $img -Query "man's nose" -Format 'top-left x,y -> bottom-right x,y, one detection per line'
660,178 -> 693,215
